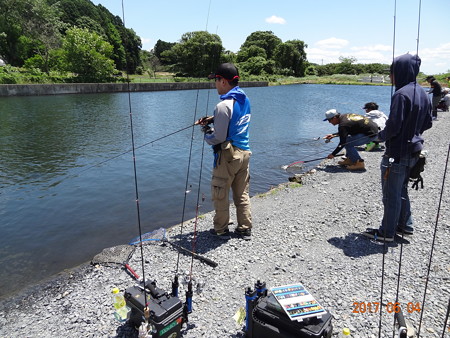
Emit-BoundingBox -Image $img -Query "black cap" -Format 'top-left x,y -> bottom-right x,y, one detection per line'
363,102 -> 378,110
208,63 -> 240,81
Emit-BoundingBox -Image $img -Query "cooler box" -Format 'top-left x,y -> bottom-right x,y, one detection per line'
124,282 -> 184,338
250,293 -> 333,338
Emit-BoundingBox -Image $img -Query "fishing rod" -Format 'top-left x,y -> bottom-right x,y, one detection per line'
171,87 -> 202,301
417,143 -> 449,336
382,2 -> 397,335
284,154 -> 344,169
120,0 -> 149,325
284,129 -> 381,170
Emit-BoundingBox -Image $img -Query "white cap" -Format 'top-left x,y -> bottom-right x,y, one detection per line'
323,109 -> 339,121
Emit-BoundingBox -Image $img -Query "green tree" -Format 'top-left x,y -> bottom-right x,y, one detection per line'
336,56 -> 357,74
166,31 -> 223,77
363,63 -> 388,74
153,39 -> 176,64
140,50 -> 160,76
61,27 -> 116,82
240,31 -> 282,60
274,39 -> 307,77
0,0 -> 30,66
236,45 -> 266,63
120,27 -> 141,74
22,0 -> 65,73
239,56 -> 275,75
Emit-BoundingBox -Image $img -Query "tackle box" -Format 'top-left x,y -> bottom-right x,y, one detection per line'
124,281 -> 184,338
249,293 -> 333,338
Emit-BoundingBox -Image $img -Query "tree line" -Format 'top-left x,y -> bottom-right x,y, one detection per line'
0,0 -> 388,83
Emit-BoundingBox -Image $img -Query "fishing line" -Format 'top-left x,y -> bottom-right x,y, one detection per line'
284,131 -> 379,170
442,297 -> 450,337
120,0 -> 149,312
377,0 -> 397,335
173,89 -> 202,277
391,1 -> 428,336
391,1 -> 424,335
417,144 -> 450,336
71,123 -> 195,178
205,0 -> 212,31
172,24 -> 219,313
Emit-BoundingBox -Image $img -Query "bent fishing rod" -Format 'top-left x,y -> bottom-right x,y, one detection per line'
284,130 -> 380,169
284,154 -> 344,169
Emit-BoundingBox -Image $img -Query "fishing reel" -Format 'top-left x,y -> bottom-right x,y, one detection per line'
181,270 -> 205,294
201,125 -> 213,134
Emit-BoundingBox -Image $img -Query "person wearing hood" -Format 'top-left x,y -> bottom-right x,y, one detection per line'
362,54 -> 432,242
196,63 -> 252,240
426,75 -> 442,120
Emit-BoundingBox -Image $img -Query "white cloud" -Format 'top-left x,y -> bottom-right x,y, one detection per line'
265,15 -> 286,25
315,37 -> 349,49
351,44 -> 391,52
141,37 -> 152,51
305,47 -> 340,65
419,42 -> 450,74
350,51 -> 390,64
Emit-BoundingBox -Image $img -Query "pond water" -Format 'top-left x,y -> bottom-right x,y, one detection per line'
0,84 -> 392,298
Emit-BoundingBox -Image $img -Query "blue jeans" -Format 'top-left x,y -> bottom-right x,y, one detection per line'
379,155 -> 418,237
344,134 -> 376,162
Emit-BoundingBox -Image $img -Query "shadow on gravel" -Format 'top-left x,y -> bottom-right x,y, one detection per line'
327,233 -> 410,257
317,165 -> 366,174
169,229 -> 231,255
115,322 -> 245,338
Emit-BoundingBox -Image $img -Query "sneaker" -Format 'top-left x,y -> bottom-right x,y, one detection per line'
338,158 -> 353,166
365,142 -> 376,152
235,228 -> 252,240
396,226 -> 414,236
362,228 -> 394,242
209,228 -> 231,240
347,159 -> 365,171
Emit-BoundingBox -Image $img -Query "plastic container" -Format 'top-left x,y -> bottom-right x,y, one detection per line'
112,287 -> 130,322
339,327 -> 351,337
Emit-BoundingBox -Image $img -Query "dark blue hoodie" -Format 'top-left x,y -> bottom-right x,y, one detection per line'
378,54 -> 432,159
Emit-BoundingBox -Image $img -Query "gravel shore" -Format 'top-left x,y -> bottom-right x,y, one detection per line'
1,112 -> 449,338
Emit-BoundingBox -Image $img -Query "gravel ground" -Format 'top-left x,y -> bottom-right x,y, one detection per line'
1,112 -> 450,338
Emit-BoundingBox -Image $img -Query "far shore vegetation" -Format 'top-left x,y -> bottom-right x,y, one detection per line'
1,66 -> 445,88
1,0 -> 448,87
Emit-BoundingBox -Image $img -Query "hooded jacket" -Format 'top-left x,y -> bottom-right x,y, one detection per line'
204,86 -> 251,151
378,54 -> 432,159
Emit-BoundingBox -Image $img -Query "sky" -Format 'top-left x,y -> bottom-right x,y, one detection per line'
91,0 -> 450,75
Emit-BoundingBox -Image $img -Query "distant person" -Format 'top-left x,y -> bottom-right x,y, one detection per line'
323,109 -> 378,170
196,63 -> 252,240
362,102 -> 388,151
426,76 -> 442,120
362,54 -> 432,242
441,88 -> 450,112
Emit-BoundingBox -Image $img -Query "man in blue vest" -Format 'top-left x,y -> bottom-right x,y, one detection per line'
197,63 -> 252,240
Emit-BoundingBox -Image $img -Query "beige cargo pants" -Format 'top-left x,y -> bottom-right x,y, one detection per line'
211,142 -> 252,233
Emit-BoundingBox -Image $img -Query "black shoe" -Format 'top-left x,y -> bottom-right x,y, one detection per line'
235,228 -> 251,240
396,226 -> 414,236
209,228 -> 230,240
362,228 -> 394,242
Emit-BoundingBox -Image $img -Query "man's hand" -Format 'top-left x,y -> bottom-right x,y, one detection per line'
327,154 -> 334,159
195,116 -> 213,126
323,134 -> 335,140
